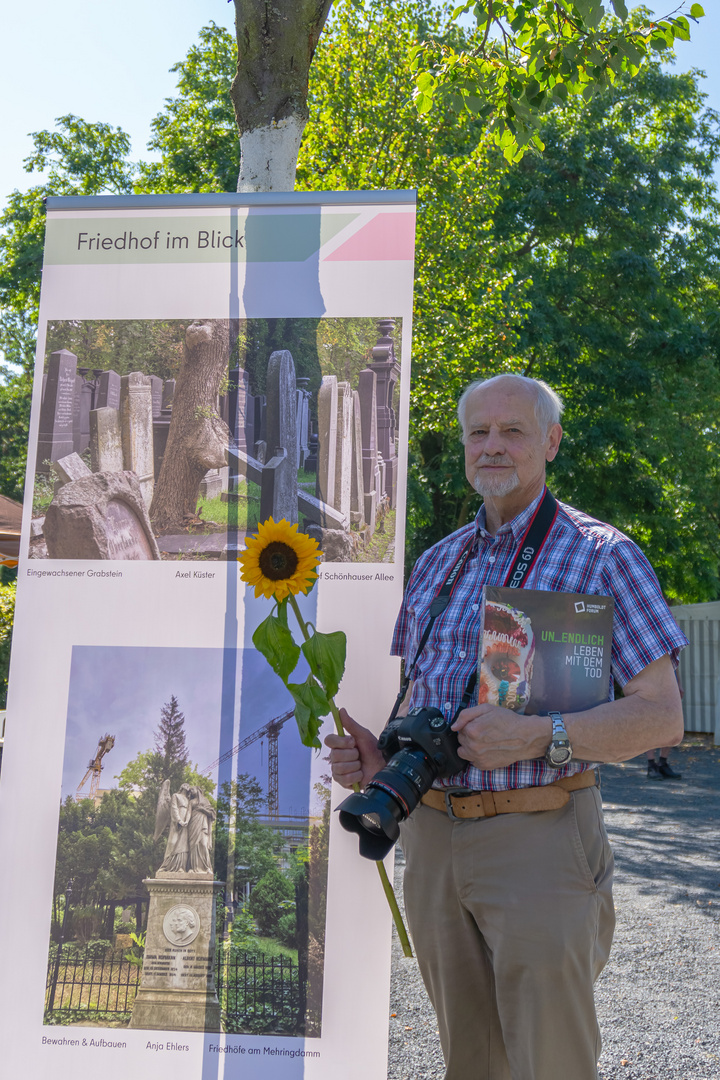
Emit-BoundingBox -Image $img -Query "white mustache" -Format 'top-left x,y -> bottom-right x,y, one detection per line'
476,455 -> 515,467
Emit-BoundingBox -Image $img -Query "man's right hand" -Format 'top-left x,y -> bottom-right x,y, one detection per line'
324,708 -> 385,790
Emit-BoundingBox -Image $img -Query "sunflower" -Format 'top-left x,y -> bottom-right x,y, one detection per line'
239,517 -> 321,601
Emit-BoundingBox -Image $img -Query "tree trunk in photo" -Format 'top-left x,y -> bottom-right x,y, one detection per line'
150,321 -> 232,533
231,1 -> 333,192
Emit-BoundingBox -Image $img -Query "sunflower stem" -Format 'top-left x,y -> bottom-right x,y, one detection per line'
287,592 -> 413,959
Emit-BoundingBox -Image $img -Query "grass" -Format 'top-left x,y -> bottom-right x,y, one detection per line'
196,479 -> 261,531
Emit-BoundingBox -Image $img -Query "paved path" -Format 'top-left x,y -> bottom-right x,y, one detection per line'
387,736 -> 720,1080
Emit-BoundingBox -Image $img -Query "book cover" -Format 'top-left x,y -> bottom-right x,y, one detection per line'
479,587 -> 615,715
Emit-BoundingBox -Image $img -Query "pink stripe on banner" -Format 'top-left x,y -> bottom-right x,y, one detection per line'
324,212 -> 416,261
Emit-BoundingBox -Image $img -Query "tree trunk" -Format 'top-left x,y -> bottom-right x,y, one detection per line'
150,321 -> 232,533
231,1 -> 333,192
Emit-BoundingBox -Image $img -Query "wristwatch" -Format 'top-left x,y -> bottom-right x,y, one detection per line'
545,711 -> 573,768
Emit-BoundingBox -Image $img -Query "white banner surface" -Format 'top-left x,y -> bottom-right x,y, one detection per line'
0,191 -> 416,1080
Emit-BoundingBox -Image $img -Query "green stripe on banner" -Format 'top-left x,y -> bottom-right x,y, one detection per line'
43,213 -> 359,265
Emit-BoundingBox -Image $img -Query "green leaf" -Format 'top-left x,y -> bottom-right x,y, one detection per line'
252,610 -> 300,683
415,90 -> 433,114
611,0 -> 628,20
301,629 -> 347,699
690,4 -> 705,17
286,675 -> 331,749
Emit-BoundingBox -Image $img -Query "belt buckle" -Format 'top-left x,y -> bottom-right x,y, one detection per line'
443,787 -> 471,820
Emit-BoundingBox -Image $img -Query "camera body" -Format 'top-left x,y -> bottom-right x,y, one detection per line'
337,706 -> 466,860
377,706 -> 466,774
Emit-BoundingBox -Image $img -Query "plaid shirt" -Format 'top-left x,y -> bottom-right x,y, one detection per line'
391,488 -> 688,791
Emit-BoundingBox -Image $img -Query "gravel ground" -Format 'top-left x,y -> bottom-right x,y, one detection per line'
387,735 -> 720,1080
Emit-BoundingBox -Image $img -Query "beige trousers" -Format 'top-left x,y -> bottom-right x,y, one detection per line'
399,787 -> 615,1080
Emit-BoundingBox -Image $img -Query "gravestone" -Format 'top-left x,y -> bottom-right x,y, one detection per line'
51,452 -> 92,487
358,369 -> 380,530
73,375 -> 93,454
153,384 -> 174,481
94,369 -> 121,411
316,376 -> 338,508
227,367 -> 255,453
333,382 -> 353,521
296,378 -> 311,470
120,372 -> 155,508
305,430 -> 319,474
369,319 -> 401,507
161,379 -> 176,411
37,350 -> 78,473
129,876 -> 222,1032
90,407 -> 124,473
43,471 -> 161,560
350,391 -> 367,529
199,470 -> 222,500
262,350 -> 298,524
256,396 -> 267,445
149,375 -> 164,419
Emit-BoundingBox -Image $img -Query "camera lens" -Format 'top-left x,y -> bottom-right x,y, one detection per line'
338,748 -> 438,860
360,812 -> 383,833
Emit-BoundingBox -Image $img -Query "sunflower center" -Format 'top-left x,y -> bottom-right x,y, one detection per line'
258,541 -> 299,581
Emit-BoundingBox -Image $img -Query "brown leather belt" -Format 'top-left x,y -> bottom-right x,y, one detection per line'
420,769 -> 599,820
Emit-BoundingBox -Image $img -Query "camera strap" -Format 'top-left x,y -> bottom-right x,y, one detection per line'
390,487 -> 558,721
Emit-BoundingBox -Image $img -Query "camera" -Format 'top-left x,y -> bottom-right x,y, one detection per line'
337,706 -> 466,860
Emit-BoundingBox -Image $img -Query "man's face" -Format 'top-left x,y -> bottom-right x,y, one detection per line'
463,382 -> 562,500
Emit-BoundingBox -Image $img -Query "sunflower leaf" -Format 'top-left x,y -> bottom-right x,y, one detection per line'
301,630 -> 347,700
252,611 -> 300,683
286,675 -> 331,748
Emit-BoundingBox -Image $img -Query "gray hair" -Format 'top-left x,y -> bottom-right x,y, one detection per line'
457,374 -> 564,441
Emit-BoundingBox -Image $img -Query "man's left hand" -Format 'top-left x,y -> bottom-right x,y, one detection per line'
451,705 -> 549,771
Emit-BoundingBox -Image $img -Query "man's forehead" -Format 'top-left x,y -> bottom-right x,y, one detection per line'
466,384 -> 538,422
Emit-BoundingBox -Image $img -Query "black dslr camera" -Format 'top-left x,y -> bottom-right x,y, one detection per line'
337,706 -> 466,860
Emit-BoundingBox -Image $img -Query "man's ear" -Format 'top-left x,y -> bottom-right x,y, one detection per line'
546,423 -> 562,462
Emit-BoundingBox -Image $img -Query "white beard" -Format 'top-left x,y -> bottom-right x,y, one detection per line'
471,466 -> 520,497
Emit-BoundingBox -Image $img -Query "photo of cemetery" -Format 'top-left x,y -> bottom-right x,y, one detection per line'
29,316 -> 402,562
44,644 -> 330,1035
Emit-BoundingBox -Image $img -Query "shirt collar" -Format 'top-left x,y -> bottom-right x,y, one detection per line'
474,486 -> 547,541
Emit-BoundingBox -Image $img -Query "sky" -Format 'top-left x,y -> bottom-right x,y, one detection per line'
61,644 -> 319,818
2,3 -> 718,209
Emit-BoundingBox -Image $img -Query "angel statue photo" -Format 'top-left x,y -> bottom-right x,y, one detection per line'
154,780 -> 216,876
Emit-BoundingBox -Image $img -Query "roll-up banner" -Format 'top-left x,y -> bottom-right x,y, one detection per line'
0,191 -> 416,1079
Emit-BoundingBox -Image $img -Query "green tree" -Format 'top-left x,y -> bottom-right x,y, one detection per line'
247,866 -> 293,937
153,694 -> 190,788
44,319 -> 186,382
139,23 -> 240,194
413,2 -> 705,162
0,580 -> 16,708
53,791 -> 129,941
296,0 -> 526,563
0,116 -> 137,507
214,774 -> 283,897
0,116 -> 135,344
489,63 -> 720,601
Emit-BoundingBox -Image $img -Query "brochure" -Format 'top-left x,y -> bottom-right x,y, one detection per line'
479,586 -> 615,714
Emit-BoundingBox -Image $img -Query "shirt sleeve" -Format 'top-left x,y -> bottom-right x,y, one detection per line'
600,539 -> 688,685
391,569 -> 415,660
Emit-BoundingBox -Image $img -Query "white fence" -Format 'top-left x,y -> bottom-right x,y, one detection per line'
670,601 -> 720,745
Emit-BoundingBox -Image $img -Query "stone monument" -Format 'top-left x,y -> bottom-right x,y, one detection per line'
43,467 -> 161,560
130,781 -> 223,1032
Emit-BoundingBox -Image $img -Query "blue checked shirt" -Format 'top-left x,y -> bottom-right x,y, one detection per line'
391,489 -> 688,791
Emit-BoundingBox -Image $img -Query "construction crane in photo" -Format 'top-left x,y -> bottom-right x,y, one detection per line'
76,733 -> 115,802
204,710 -> 293,818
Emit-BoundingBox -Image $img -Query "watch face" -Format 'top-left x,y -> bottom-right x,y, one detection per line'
548,745 -> 572,766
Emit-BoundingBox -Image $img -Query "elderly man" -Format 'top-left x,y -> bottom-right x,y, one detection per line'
326,374 -> 686,1080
